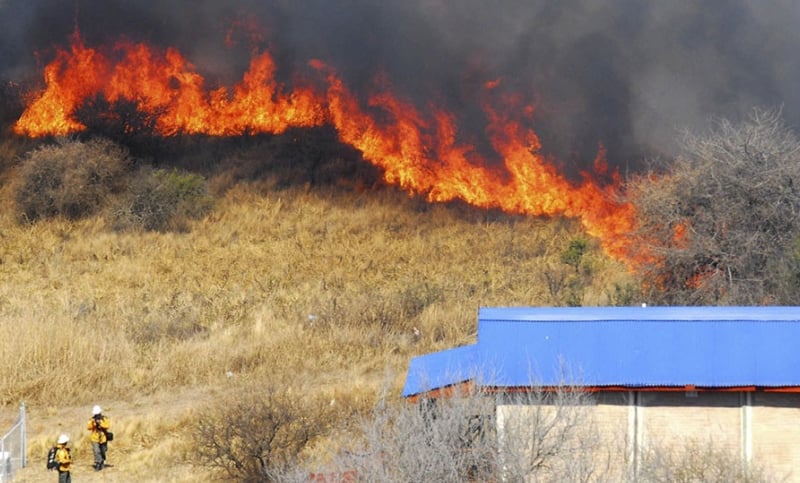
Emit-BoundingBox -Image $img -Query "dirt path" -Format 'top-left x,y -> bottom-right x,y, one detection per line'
8,385 -> 220,482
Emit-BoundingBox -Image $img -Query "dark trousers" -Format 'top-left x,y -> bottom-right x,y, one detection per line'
58,470 -> 71,483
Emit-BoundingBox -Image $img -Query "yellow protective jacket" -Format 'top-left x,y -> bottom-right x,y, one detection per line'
55,445 -> 71,472
87,415 -> 111,443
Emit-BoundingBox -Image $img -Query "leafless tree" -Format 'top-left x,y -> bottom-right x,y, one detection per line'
626,108 -> 800,305
496,384 -> 605,482
328,386 -> 497,482
327,378 -> 610,483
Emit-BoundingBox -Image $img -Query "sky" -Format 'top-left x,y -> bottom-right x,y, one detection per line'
2,0 -> 799,172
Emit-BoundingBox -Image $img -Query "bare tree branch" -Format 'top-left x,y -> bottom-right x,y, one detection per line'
626,108 -> 800,305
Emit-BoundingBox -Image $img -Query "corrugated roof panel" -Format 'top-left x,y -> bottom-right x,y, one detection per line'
476,319 -> 800,387
402,344 -> 477,397
402,306 -> 800,397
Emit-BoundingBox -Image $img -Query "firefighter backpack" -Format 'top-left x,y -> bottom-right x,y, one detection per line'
46,446 -> 58,470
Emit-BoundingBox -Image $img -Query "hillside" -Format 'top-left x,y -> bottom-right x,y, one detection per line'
3,1 -> 800,478
0,138 -> 632,480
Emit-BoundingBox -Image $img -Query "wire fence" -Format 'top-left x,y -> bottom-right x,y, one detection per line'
0,403 -> 26,483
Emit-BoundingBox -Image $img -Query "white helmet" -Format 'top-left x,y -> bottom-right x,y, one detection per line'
58,434 -> 69,444
92,405 -> 102,416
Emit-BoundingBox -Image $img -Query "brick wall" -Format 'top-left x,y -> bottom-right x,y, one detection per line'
751,393 -> 800,481
499,391 -> 800,482
638,391 -> 741,454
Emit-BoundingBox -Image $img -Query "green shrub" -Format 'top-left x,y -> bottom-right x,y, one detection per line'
14,138 -> 129,222
561,237 -> 588,272
112,167 -> 214,232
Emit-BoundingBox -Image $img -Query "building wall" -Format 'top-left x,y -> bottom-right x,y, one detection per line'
497,391 -> 800,482
751,393 -> 800,481
638,391 -> 742,455
496,393 -> 632,482
591,392 -> 633,480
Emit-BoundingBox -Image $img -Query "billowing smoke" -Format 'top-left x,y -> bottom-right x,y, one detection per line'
2,0 -> 799,172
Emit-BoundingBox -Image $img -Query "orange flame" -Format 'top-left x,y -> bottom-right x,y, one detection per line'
14,33 -> 325,137
14,35 -> 637,262
327,72 -> 636,259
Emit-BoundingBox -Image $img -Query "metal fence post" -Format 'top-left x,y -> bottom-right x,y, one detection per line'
18,403 -> 25,469
0,437 -> 5,483
0,401 -> 27,482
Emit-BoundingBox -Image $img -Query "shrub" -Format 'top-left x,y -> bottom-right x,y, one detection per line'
606,282 -> 641,307
14,138 -> 129,222
191,385 -> 334,482
74,95 -> 165,157
561,237 -> 588,272
626,108 -> 800,305
327,383 -> 603,483
112,167 -> 214,232
635,439 -> 772,483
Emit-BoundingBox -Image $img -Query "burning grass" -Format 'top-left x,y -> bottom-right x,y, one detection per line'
12,33 -> 637,261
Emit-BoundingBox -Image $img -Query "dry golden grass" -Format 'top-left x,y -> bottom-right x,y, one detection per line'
0,154 -> 633,480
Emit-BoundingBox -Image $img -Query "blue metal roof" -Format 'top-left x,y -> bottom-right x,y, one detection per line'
403,344 -> 477,396
402,306 -> 800,397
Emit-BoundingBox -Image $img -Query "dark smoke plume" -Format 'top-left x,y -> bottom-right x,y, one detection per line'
2,0 -> 800,172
